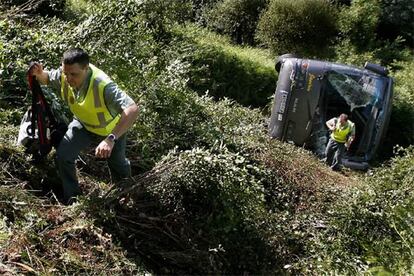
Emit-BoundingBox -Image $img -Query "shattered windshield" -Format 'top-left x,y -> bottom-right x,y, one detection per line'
327,69 -> 384,113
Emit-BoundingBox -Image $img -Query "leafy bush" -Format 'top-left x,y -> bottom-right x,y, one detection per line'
333,39 -> 379,67
172,25 -> 276,108
0,17 -> 77,121
148,147 -> 274,273
204,0 -> 268,45
187,0 -> 220,23
300,147 -> 414,274
70,0 -> 156,87
337,0 -> 380,51
256,0 -> 338,57
135,0 -> 195,40
335,0 -> 411,66
378,0 -> 414,47
2,0 -> 66,17
382,59 -> 414,154
100,140 -> 348,274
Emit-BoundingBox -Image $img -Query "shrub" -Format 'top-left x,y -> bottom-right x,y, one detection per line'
333,39 -> 379,67
335,0 -> 411,66
173,25 -> 277,108
337,0 -> 381,51
382,59 -> 414,155
377,0 -> 414,47
136,0 -> 194,40
2,0 -> 66,17
256,0 -> 338,57
148,147 -> 274,273
204,0 -> 268,45
300,147 -> 414,274
101,141 -> 348,274
0,17 -> 77,118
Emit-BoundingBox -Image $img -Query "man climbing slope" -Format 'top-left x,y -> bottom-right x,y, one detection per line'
30,48 -> 139,204
325,113 -> 355,171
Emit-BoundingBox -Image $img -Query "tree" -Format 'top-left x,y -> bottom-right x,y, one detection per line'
204,0 -> 268,45
256,0 -> 338,57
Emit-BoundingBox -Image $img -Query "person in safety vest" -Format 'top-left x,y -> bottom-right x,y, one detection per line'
29,48 -> 139,204
325,113 -> 355,171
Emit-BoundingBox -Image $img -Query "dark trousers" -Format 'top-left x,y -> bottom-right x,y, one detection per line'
325,138 -> 345,171
56,119 -> 131,203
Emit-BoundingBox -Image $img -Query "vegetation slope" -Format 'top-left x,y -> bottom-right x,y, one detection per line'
0,0 -> 413,274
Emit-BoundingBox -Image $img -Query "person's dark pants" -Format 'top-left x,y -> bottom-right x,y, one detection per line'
56,120 -> 131,204
325,138 -> 345,171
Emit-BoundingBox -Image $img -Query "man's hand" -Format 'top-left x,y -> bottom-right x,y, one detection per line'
326,120 -> 336,131
29,62 -> 43,76
345,136 -> 355,150
28,62 -> 49,85
327,123 -> 335,131
95,139 -> 114,159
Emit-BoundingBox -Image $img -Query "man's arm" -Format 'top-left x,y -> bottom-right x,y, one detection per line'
95,103 -> 139,159
345,135 -> 355,149
345,124 -> 356,148
326,118 -> 336,131
109,103 -> 139,139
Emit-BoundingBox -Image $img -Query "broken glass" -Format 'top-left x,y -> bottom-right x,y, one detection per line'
327,70 -> 375,111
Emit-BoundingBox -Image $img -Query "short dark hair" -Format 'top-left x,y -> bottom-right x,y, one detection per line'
62,48 -> 89,67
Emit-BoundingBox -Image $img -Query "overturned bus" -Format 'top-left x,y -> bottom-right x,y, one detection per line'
268,54 -> 393,170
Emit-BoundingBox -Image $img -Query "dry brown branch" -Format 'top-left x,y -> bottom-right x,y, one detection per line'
5,0 -> 45,16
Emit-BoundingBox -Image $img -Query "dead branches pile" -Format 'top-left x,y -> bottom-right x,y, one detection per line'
100,159 -> 225,274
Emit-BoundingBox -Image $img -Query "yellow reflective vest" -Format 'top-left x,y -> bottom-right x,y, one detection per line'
331,119 -> 354,143
61,64 -> 120,136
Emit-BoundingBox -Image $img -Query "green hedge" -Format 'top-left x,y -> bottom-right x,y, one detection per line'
337,0 -> 380,51
256,0 -> 338,57
378,0 -> 414,47
204,0 -> 268,45
299,147 -> 414,274
173,25 -> 277,108
383,59 -> 414,153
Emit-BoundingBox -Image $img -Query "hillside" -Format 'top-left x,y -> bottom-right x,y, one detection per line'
1,0 -> 414,274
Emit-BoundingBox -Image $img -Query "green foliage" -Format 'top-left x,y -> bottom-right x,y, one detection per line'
136,0 -> 194,40
335,0 -> 411,66
378,0 -> 414,47
337,0 -> 381,51
256,0 -> 338,57
101,139 -> 346,274
0,17 -> 77,110
334,39 -> 379,67
63,0 -> 95,21
129,54 -> 271,170
149,146 -> 274,273
0,109 -> 22,126
70,0 -> 156,87
0,0 -> 413,274
383,59 -> 414,151
174,25 -> 276,108
204,0 -> 268,45
2,0 -> 66,17
129,63 -> 211,170
302,147 -> 414,274
365,154 -> 412,266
